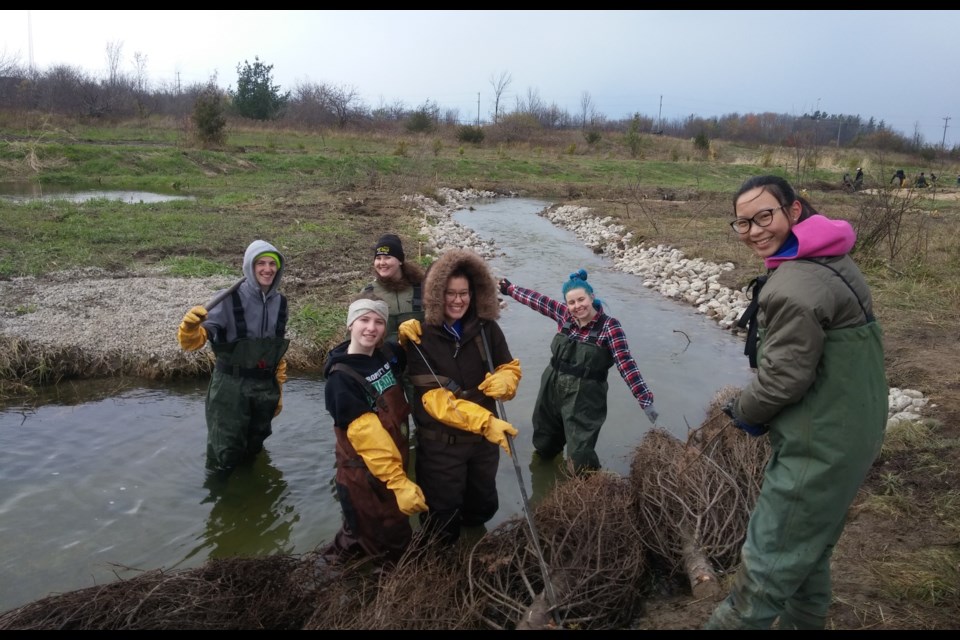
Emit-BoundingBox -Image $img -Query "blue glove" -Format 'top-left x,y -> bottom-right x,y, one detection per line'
721,398 -> 768,437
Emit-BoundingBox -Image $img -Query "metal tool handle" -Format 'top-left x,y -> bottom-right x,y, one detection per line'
479,326 -> 560,623
202,277 -> 245,312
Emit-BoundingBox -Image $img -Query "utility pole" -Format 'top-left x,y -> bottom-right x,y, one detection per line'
942,116 -> 951,148
477,92 -> 480,127
657,95 -> 662,133
27,10 -> 35,73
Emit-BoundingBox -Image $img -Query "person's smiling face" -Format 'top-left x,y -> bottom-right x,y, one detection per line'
443,275 -> 471,324
374,254 -> 402,281
349,311 -> 386,352
733,187 -> 800,259
254,256 -> 278,291
565,286 -> 597,326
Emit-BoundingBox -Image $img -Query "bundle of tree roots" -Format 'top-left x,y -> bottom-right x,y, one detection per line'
0,388 -> 769,630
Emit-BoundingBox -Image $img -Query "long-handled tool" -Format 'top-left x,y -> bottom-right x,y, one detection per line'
203,277 -> 246,312
478,326 -> 560,624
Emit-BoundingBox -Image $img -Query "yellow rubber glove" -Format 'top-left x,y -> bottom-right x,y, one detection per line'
477,359 -> 522,401
346,412 -> 428,516
421,388 -> 518,455
398,318 -> 422,346
274,358 -> 287,417
177,305 -> 208,351
484,416 -> 519,456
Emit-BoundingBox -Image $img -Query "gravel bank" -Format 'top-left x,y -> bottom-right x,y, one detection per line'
0,189 -> 930,423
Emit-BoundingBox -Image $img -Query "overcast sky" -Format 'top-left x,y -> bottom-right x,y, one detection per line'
2,10 -> 958,147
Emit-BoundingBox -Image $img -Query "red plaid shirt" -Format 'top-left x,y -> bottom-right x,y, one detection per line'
507,284 -> 654,408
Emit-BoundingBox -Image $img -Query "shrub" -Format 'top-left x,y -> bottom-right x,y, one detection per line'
694,131 -> 710,153
192,81 -> 227,148
456,125 -> 484,144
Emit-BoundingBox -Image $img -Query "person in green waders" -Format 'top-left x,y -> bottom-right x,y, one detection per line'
705,175 -> 887,629
498,269 -> 658,474
177,239 -> 290,481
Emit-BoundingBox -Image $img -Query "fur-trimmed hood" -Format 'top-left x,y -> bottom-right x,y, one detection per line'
423,249 -> 500,325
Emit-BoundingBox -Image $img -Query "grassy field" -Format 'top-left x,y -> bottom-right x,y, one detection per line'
1,117 -> 958,628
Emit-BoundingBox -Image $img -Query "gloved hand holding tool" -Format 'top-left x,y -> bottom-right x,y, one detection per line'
177,277 -> 246,352
398,318 -> 422,346
421,388 -> 519,455
177,305 -> 209,351
498,278 -> 512,296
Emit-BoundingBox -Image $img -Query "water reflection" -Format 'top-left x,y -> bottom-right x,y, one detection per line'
182,452 -> 299,563
0,183 -> 194,204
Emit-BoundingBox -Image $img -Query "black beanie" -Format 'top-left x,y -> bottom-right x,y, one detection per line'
374,234 -> 405,262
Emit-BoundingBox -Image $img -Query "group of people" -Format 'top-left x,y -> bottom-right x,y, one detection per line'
842,167 -> 864,191
176,173 -> 889,630
890,168 -> 938,188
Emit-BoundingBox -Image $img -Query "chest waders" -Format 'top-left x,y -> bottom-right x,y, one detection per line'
364,281 -> 423,431
707,266 -> 887,630
329,364 -> 413,563
205,291 -> 289,473
532,324 -> 613,473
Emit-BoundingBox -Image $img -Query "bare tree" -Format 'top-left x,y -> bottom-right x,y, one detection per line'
105,40 -> 123,86
488,70 -> 512,125
579,90 -> 594,130
1,48 -> 23,76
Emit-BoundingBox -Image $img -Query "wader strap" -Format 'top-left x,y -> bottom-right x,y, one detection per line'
736,275 -> 766,369
412,283 -> 423,313
229,290 -> 287,339
329,362 -> 388,413
277,295 -> 288,337
416,425 -> 484,445
799,259 -> 874,323
214,361 -> 276,379
231,289 -> 247,339
409,374 -> 461,395
560,318 -> 604,343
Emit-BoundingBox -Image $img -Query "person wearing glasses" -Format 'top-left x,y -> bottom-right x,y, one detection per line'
497,269 -> 658,475
706,175 -> 887,630
395,248 -> 522,546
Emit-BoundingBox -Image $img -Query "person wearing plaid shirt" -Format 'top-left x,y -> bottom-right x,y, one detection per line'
498,269 -> 657,473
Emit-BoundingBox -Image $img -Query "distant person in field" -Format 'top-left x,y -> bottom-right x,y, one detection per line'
890,169 -> 906,187
915,172 -> 928,188
854,167 -> 864,190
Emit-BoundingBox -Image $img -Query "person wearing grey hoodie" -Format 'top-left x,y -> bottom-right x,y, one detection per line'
177,239 -> 290,480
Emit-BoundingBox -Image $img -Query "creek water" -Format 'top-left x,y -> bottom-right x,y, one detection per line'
0,197 -> 752,612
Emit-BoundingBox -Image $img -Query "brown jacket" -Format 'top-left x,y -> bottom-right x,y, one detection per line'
406,249 -> 513,432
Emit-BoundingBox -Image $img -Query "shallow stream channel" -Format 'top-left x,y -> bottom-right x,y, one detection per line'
0,197 -> 752,611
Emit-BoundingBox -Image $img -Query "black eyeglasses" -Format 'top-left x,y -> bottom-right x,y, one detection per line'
730,205 -> 787,234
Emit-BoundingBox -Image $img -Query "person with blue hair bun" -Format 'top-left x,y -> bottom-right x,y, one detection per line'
498,268 -> 657,474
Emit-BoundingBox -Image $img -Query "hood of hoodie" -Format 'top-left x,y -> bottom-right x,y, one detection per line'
242,239 -> 285,298
423,249 -> 500,326
323,339 -> 352,378
764,214 -> 856,269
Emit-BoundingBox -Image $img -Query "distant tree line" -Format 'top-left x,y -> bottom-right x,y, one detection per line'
0,48 -> 955,159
